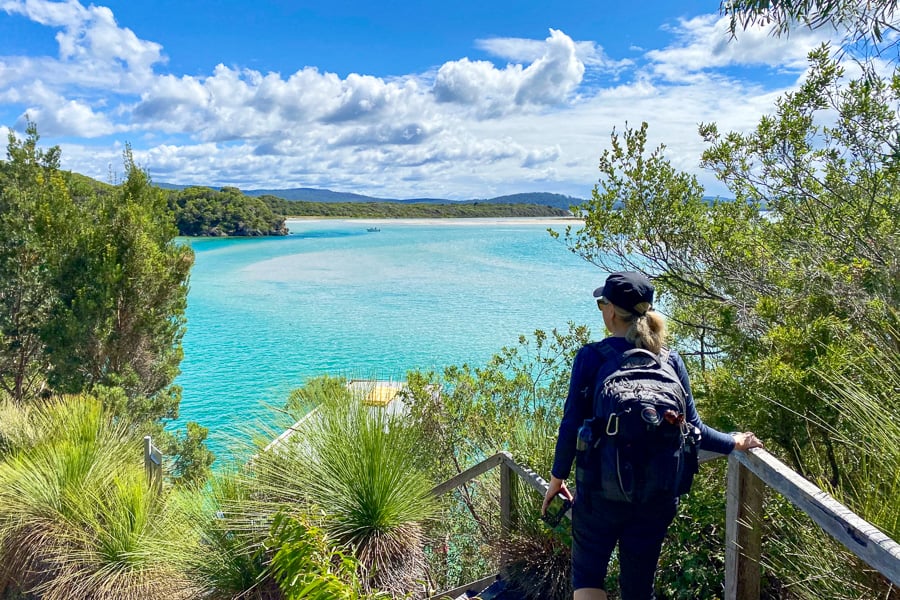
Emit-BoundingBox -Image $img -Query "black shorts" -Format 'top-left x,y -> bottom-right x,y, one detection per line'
571,490 -> 678,598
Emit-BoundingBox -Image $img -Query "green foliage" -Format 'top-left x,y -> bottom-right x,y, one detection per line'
558,47 -> 899,597
167,421 -> 216,486
0,394 -> 201,600
175,469 -> 280,599
0,126 -> 213,486
721,0 -> 899,47
269,513 -> 388,600
562,47 -> 899,480
259,195 -> 569,218
46,148 -> 193,403
284,374 -> 350,416
406,324 -> 590,478
810,322 -> 900,538
0,121 -> 75,402
168,186 -> 288,236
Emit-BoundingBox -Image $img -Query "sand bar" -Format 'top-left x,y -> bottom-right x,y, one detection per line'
286,216 -> 585,227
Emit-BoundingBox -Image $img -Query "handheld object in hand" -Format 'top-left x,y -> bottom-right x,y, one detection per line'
541,493 -> 573,527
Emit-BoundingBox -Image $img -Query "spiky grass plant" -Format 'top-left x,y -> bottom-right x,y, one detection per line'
756,329 -> 900,600
0,395 -> 201,600
815,338 -> 900,540
175,468 -> 283,600
250,382 -> 437,597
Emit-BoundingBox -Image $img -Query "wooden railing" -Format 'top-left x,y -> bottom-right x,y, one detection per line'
429,449 -> 900,600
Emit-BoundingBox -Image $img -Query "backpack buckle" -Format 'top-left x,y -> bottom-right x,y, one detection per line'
606,413 -> 619,436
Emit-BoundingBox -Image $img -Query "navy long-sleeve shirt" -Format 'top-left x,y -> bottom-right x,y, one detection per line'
551,337 -> 736,481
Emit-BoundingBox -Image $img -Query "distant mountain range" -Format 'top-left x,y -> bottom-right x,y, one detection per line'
154,183 -> 587,211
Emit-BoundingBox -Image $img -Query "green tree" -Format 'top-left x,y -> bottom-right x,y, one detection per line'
168,186 -> 288,236
0,122 -> 75,402
0,128 -> 213,485
45,148 -> 193,404
560,46 -> 898,479
556,47 -> 898,597
721,0 -> 900,46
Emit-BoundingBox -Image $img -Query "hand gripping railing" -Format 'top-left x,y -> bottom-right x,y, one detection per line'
429,449 -> 900,600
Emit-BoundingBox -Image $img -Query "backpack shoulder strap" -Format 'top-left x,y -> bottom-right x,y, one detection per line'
577,340 -> 619,407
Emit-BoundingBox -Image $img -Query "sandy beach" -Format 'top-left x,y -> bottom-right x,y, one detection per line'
286,216 -> 585,227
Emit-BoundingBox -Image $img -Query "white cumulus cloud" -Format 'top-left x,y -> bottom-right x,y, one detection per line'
646,15 -> 835,82
0,1 -> 833,199
2,0 -> 164,90
433,29 -> 585,116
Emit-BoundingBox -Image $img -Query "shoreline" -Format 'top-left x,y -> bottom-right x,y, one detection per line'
285,216 -> 585,226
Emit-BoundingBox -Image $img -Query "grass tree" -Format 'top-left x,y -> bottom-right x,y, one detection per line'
250,378 -> 437,598
0,394 -> 201,600
174,469 -> 284,600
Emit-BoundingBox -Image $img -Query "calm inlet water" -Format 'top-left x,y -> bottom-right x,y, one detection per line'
173,218 -> 602,454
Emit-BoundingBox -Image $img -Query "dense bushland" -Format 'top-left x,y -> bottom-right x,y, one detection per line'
258,195 -> 570,218
0,124 -> 213,485
167,186 -> 289,236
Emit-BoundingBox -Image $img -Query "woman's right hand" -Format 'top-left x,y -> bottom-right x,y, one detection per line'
542,476 -> 574,515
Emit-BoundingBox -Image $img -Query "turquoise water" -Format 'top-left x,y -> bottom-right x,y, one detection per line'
173,218 -> 602,454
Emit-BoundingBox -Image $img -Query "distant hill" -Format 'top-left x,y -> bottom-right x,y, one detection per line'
153,183 -> 587,211
476,193 -> 584,211
243,187 -> 388,203
240,187 -> 587,211
124,181 -> 732,212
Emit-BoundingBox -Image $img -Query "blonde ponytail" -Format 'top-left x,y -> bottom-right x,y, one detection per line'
613,307 -> 667,354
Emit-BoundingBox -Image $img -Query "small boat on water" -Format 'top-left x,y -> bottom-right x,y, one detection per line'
366,227 -> 381,232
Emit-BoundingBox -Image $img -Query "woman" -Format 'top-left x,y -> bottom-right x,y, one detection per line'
542,271 -> 762,600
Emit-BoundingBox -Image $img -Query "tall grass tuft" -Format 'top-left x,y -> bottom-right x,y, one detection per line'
0,395 -> 201,600
251,381 -> 437,597
176,468 -> 283,599
754,327 -> 900,599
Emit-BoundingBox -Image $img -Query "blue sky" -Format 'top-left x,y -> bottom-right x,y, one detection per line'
0,0 -> 838,199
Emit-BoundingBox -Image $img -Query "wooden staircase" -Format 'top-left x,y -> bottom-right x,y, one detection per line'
427,449 -> 900,600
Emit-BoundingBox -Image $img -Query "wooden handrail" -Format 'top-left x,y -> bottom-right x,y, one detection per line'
429,448 -> 900,599
733,447 -> 900,588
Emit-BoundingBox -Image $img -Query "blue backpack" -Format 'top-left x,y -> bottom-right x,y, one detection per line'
575,342 -> 701,503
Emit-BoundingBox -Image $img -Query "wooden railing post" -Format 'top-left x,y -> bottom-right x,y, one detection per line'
144,435 -> 162,492
499,460 -> 516,535
499,457 -> 521,569
725,452 -> 764,600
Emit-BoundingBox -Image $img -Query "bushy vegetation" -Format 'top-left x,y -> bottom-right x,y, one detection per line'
167,186 -> 288,236
0,124 -> 213,485
259,195 -> 569,218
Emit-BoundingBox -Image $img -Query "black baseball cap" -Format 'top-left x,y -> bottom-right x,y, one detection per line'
593,271 -> 654,316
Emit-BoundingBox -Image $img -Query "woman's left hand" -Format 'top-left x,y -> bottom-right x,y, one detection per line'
733,431 -> 763,451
